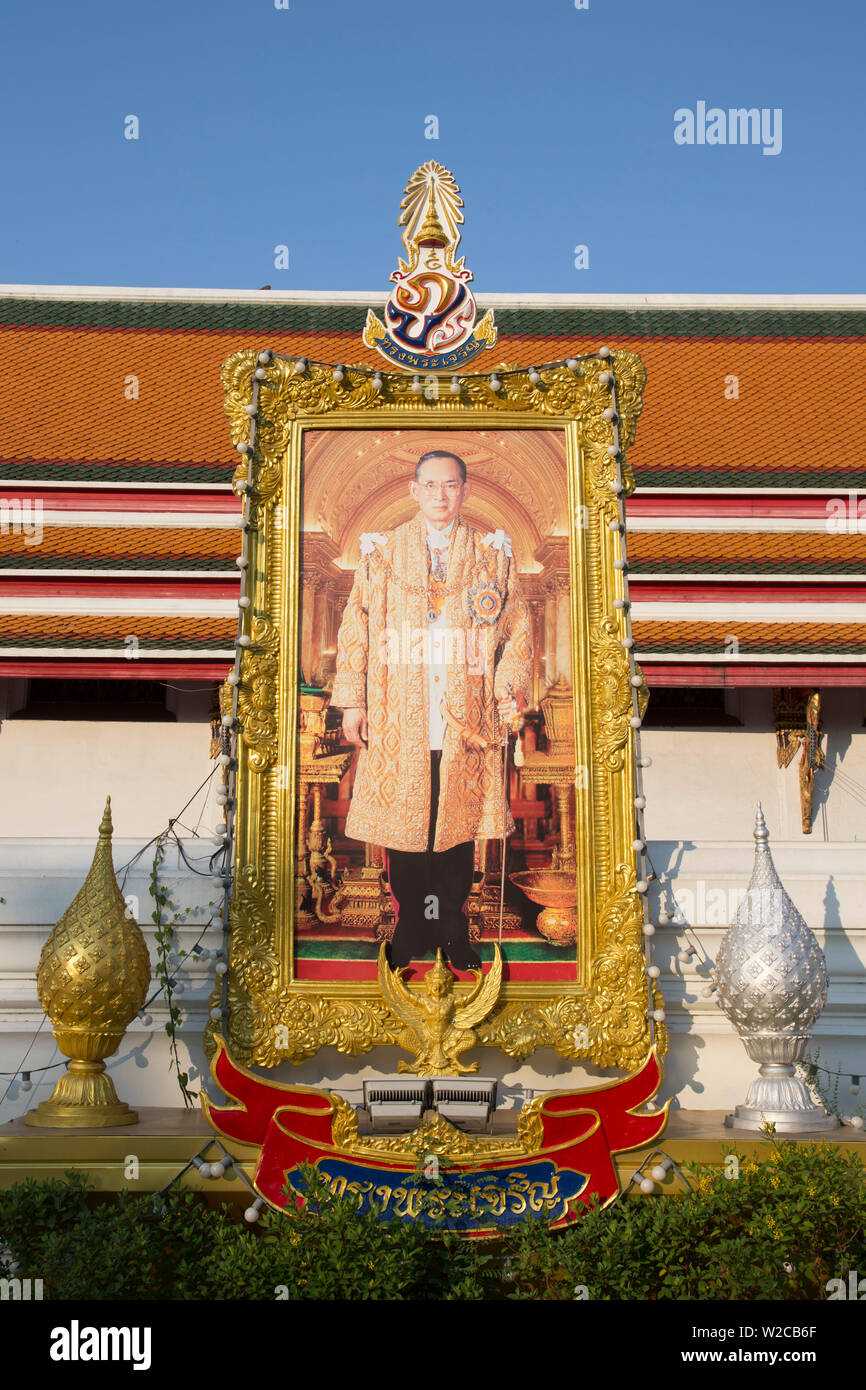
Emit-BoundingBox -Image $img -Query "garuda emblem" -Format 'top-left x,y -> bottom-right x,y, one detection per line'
364,162 -> 497,373
378,944 -> 503,1075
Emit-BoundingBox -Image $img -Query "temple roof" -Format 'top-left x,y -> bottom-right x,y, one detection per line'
1,287 -> 864,683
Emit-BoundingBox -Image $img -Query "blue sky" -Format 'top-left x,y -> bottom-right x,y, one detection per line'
0,0 -> 862,294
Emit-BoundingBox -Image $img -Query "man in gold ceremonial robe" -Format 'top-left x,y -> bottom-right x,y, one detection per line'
330,450 -> 533,970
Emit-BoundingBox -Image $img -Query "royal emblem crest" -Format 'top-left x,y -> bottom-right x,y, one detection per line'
466,576 -> 504,626
364,162 -> 497,372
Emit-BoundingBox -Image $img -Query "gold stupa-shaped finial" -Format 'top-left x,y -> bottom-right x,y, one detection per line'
26,797 -> 152,1128
415,195 -> 448,247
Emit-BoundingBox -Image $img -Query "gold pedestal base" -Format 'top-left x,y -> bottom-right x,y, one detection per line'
536,905 -> 578,947
339,865 -> 392,936
24,1059 -> 139,1129
468,882 -> 522,940
25,1099 -> 139,1129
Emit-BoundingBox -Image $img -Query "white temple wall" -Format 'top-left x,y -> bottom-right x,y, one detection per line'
0,701 -> 864,1122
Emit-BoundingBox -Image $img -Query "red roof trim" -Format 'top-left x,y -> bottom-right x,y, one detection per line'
0,579 -> 240,598
626,495 -> 854,518
0,659 -> 232,678
0,487 -> 239,512
640,663 -> 866,687
630,581 -> 866,602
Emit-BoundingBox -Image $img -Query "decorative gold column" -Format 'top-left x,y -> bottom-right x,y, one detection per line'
511,677 -> 579,945
25,798 -> 152,1128
297,689 -> 352,922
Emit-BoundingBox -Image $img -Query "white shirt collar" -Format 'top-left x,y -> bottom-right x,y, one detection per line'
425,517 -> 456,548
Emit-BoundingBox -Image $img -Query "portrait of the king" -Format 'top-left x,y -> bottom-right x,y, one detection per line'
330,448 -> 534,970
296,427 -> 575,985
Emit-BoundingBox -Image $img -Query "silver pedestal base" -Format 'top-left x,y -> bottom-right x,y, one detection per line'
725,1062 -> 839,1133
725,1105 -> 839,1133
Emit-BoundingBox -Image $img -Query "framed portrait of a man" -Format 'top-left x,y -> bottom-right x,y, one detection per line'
303,427 -> 565,979
218,352 -> 656,1073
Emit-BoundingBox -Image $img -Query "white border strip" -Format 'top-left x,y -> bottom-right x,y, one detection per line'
633,601 -> 866,619
2,285 -> 865,309
0,571 -> 238,583
638,652 -> 865,664
631,573 -> 866,585
0,647 -> 235,659
627,516 -> 851,533
0,596 -> 237,614
8,512 -> 244,529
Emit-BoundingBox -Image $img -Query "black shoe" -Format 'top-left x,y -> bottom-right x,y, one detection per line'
389,939 -> 408,973
385,941 -> 411,971
446,944 -> 482,971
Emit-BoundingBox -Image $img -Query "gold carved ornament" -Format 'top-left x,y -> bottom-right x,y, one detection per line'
328,1086 -> 544,1163
27,799 -> 151,1127
774,688 -> 825,835
377,944 -> 503,1076
213,346 -> 660,1072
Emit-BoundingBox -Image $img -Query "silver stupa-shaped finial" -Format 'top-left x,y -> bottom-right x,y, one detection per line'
714,804 -> 837,1132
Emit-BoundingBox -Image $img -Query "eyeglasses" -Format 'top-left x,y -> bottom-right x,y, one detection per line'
418,481 -> 463,495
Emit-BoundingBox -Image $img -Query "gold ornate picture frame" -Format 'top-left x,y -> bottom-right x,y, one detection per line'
217,349 -> 663,1073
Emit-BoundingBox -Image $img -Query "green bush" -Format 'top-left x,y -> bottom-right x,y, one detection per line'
505,1138 -> 866,1300
0,1168 -> 498,1301
1,1138 -> 864,1301
0,1175 -> 237,1300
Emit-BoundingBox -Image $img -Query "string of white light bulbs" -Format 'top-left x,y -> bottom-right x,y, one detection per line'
598,349 -> 666,1077
262,348 -> 615,392
205,353 -> 269,1043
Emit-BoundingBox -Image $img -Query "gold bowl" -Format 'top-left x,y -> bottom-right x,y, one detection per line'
510,868 -> 578,947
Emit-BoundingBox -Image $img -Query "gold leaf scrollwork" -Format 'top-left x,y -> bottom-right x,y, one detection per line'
204,868 -> 280,1065
221,349 -> 258,456
222,351 -> 289,504
222,351 -> 646,433
586,863 -> 660,1067
590,617 -> 633,772
332,1104 -> 532,1163
475,1006 -> 548,1061
477,996 -> 593,1064
583,442 -> 620,525
238,617 -> 280,773
579,354 -> 646,497
231,867 -> 280,994
249,992 -> 398,1067
634,660 -> 650,720
329,1093 -> 362,1150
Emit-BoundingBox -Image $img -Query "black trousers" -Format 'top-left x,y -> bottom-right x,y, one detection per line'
385,751 -> 475,966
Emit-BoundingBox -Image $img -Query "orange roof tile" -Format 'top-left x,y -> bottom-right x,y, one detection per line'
629,531 -> 866,573
0,614 -> 234,648
0,316 -> 863,489
633,620 -> 866,654
0,525 -> 239,566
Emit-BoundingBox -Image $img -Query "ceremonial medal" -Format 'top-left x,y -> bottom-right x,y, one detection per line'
466,576 -> 504,626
